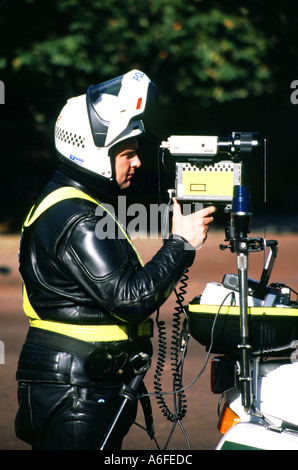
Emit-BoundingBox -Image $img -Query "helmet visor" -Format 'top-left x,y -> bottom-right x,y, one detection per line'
86,70 -> 158,148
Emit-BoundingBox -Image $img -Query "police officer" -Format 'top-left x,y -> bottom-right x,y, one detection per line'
15,70 -> 216,450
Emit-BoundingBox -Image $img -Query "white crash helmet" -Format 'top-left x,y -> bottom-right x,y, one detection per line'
55,70 -> 158,179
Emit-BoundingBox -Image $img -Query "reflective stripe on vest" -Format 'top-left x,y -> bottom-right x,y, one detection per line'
21,186 -> 145,342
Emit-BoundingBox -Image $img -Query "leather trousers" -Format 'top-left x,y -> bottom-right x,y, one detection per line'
15,341 -> 152,450
15,381 -> 137,450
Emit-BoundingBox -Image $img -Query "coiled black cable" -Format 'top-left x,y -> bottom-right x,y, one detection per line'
153,270 -> 190,422
171,270 -> 189,419
153,315 -> 168,416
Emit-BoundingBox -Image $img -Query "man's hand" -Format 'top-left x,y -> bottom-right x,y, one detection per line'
172,198 -> 216,249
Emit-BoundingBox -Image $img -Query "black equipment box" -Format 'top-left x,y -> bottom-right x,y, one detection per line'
188,300 -> 298,356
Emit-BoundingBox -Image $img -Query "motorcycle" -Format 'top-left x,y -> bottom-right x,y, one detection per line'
188,187 -> 298,450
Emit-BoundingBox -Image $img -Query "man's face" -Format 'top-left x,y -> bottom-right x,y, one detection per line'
114,138 -> 141,189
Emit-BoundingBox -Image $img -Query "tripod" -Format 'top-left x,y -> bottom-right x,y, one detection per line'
220,185 -> 265,411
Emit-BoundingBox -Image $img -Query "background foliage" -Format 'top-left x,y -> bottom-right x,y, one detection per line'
0,0 -> 297,231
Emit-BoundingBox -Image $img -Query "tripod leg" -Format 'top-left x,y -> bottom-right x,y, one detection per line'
237,252 -> 252,411
100,398 -> 129,450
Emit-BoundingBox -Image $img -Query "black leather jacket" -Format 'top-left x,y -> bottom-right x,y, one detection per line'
17,169 -> 195,386
19,169 -> 195,324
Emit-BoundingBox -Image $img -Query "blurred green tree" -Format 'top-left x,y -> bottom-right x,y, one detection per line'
0,0 -> 297,230
1,0 -> 295,114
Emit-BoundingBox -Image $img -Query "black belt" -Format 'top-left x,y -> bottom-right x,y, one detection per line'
26,322 -> 153,359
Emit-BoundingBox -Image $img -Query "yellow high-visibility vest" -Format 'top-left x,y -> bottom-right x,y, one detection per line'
21,186 -> 147,342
